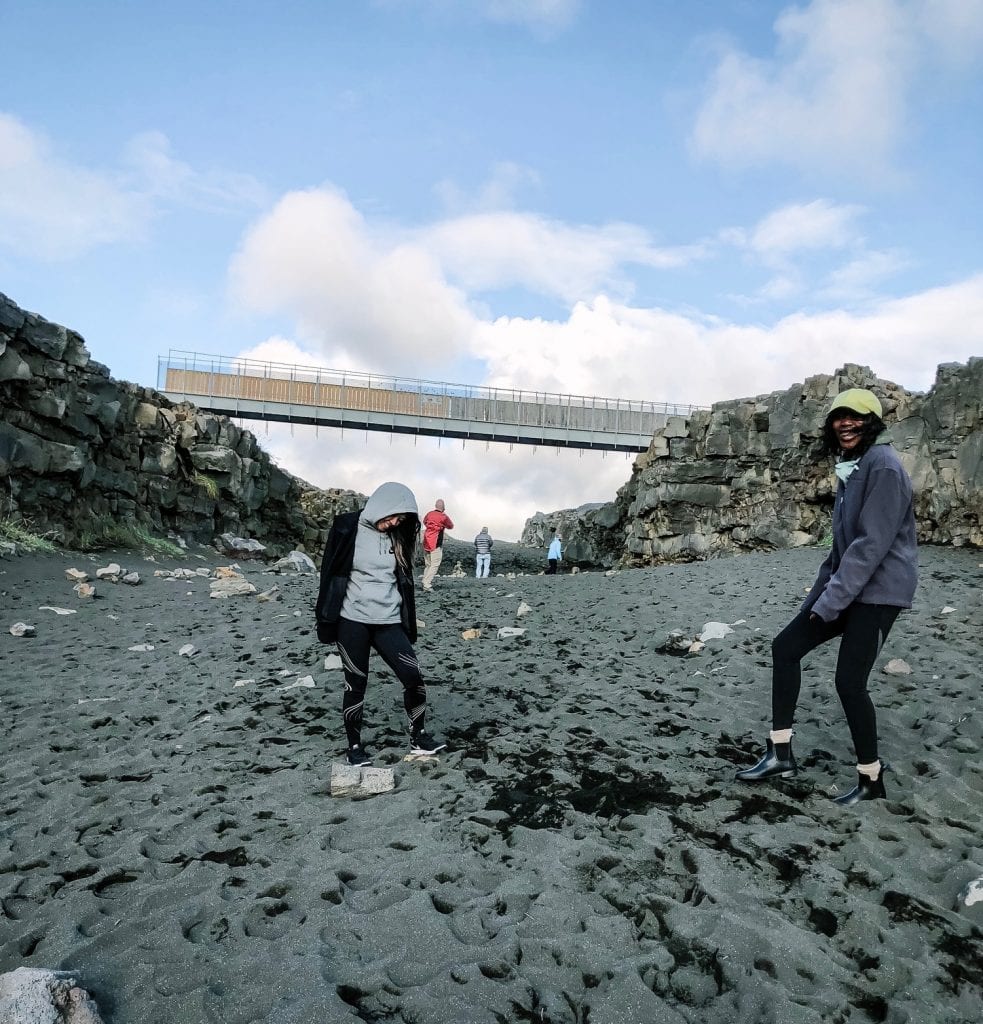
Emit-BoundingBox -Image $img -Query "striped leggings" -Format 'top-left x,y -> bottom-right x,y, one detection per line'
336,618 -> 427,747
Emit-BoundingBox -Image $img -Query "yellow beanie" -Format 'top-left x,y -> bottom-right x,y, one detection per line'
829,388 -> 882,418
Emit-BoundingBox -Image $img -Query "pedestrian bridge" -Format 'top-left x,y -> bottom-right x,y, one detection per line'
157,351 -> 703,453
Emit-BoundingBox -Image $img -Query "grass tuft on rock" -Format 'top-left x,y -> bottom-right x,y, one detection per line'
0,518 -> 60,553
75,517 -> 184,557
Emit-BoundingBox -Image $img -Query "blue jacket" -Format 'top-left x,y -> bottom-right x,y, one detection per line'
804,442 -> 917,622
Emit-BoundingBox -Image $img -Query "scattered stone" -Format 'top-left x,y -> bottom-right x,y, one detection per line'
516,601 -> 532,617
65,568 -> 88,582
213,565 -> 241,579
128,644 -> 155,652
497,627 -> 526,639
450,561 -> 466,578
960,876 -> 983,908
9,622 -> 36,637
233,679 -> 255,688
570,566 -> 580,574
323,654 -> 343,671
884,658 -> 913,676
605,569 -> 619,577
330,764 -> 396,797
209,577 -> 257,599
270,551 -> 316,573
657,631 -> 694,656
698,621 -> 734,642
257,586 -> 280,602
216,533 -> 267,559
688,640 -> 706,654
96,563 -> 122,580
461,628 -> 482,640
941,606 -> 956,614
0,967 -> 105,1024
280,675 -> 315,691
74,582 -> 95,599
178,643 -> 198,658
38,606 -> 76,616
0,541 -> 16,557
121,572 -> 140,585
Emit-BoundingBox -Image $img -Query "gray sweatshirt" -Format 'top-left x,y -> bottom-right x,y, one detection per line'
341,482 -> 418,626
804,441 -> 918,622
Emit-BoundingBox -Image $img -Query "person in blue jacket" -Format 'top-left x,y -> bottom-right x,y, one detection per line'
736,389 -> 917,806
315,481 -> 446,766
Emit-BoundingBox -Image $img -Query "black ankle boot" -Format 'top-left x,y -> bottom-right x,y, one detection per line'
832,762 -> 889,806
735,738 -> 797,782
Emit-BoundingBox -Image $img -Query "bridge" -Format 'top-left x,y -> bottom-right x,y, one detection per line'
157,350 -> 704,453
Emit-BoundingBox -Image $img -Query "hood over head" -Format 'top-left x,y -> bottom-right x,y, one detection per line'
362,482 -> 418,526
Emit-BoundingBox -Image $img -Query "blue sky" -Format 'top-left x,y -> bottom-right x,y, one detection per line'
3,0 -> 982,541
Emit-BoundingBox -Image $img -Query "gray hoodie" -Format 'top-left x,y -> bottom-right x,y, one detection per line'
804,441 -> 918,622
340,482 -> 418,626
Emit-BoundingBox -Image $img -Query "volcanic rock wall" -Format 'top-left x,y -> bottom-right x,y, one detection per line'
0,293 -> 359,553
524,360 -> 983,567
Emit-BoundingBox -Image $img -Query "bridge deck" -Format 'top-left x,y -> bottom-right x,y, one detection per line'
158,352 -> 701,453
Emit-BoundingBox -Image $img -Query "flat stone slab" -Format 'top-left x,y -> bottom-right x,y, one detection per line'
330,764 -> 396,797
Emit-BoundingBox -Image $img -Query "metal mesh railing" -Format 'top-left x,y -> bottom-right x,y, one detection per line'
158,350 -> 705,441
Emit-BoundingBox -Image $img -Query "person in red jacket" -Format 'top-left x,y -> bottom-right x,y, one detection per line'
421,498 -> 454,591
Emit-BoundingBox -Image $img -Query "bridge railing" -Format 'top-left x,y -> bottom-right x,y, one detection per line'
158,350 -> 704,440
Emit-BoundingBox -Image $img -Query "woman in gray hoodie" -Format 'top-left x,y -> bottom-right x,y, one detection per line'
735,389 -> 917,806
315,481 -> 446,765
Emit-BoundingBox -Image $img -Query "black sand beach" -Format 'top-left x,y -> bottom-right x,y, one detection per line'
1,545 -> 981,1023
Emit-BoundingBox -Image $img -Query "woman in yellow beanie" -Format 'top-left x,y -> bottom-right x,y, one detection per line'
735,388 -> 918,806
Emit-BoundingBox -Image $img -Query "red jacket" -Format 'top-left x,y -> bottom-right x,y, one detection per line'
422,510 -> 454,552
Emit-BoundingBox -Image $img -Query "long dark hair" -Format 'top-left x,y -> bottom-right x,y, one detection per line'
389,514 -> 420,572
821,412 -> 886,458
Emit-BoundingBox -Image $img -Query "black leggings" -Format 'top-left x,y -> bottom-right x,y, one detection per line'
336,618 -> 427,747
772,603 -> 900,764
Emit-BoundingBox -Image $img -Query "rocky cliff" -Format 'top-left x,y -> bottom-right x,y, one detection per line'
0,293 -> 360,554
523,361 -> 983,567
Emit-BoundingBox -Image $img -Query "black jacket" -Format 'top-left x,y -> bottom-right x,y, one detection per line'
314,511 -> 418,644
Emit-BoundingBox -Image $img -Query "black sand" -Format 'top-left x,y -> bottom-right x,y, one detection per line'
1,545 -> 981,1023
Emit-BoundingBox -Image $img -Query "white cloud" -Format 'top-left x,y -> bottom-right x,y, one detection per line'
228,187 -> 477,373
377,0 -> 581,33
227,186 -> 707,375
748,199 -> 864,256
0,113 -> 266,262
124,131 -> 269,211
0,112 -> 154,260
434,160 -> 541,214
422,211 -> 698,302
723,199 -> 876,303
821,248 -> 911,300
691,0 -> 983,178
480,0 -> 581,32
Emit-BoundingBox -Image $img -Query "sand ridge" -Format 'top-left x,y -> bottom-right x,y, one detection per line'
1,545 -> 981,1023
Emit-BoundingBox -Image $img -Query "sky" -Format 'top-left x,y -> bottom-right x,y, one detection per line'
2,0 -> 982,542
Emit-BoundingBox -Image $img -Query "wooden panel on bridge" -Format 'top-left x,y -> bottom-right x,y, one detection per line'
165,368 -> 450,417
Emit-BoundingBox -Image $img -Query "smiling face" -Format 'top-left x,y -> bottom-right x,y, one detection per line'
831,409 -> 866,452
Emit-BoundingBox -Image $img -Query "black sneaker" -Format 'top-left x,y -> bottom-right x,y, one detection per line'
410,731 -> 447,755
346,744 -> 372,766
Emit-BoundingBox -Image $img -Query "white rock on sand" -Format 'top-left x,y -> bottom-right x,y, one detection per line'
0,967 -> 104,1024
